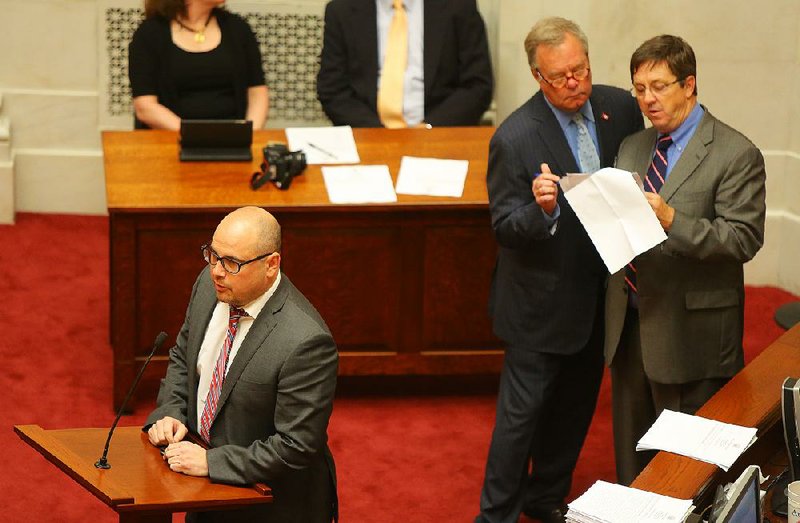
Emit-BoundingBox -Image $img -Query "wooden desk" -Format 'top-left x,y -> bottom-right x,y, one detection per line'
15,425 -> 271,522
631,324 -> 800,520
103,128 -> 502,410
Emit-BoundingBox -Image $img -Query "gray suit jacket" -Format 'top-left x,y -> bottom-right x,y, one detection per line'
146,270 -> 338,522
605,108 -> 766,384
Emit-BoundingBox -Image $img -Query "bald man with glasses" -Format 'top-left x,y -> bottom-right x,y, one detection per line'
145,206 -> 339,523
476,17 -> 642,523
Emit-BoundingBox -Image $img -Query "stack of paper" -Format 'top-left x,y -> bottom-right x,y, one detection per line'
566,480 -> 694,523
636,409 -> 758,471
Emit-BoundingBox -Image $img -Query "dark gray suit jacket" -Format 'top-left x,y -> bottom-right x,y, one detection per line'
487,86 -> 643,353
316,0 -> 493,127
605,108 -> 766,384
146,270 -> 338,522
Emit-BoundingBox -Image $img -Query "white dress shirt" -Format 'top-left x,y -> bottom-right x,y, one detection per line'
196,272 -> 282,427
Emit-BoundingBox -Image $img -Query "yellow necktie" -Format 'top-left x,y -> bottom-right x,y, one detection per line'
377,0 -> 408,128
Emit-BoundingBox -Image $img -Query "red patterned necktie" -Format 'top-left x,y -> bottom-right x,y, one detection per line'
199,306 -> 248,444
626,134 -> 673,299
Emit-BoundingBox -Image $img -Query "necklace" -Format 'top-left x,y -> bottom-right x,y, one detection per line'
175,12 -> 213,43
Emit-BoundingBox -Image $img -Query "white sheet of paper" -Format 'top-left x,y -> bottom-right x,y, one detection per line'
395,156 -> 469,198
636,409 -> 757,471
561,167 -> 667,274
321,165 -> 397,204
566,480 -> 694,523
285,126 -> 361,164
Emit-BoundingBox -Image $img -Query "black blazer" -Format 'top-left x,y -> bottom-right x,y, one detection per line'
128,9 -> 265,129
316,0 -> 493,127
487,86 -> 643,353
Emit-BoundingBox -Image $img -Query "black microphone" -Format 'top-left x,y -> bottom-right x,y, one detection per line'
95,331 -> 168,469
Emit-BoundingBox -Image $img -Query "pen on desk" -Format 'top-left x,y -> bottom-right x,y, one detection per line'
306,142 -> 338,161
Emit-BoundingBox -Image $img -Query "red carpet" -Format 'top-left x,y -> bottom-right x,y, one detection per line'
1,213 -> 796,522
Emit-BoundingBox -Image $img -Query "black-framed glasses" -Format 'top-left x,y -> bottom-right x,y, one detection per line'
201,244 -> 274,275
630,79 -> 681,98
536,65 -> 590,89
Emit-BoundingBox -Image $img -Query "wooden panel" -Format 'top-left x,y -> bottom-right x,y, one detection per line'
137,228 -> 209,351
422,220 -> 500,352
110,213 -> 139,409
281,221 -> 402,352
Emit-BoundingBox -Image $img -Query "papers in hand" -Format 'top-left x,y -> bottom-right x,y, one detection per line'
285,126 -> 361,164
395,156 -> 469,198
560,167 -> 667,274
636,409 -> 758,471
566,480 -> 694,523
321,165 -> 397,204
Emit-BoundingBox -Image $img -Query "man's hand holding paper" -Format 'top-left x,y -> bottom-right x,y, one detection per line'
644,191 -> 676,230
560,167 -> 667,273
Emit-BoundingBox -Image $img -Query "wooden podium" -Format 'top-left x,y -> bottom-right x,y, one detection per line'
14,425 -> 271,522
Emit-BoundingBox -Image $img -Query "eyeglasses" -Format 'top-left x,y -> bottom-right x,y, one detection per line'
630,79 -> 681,98
536,65 -> 590,89
201,244 -> 274,275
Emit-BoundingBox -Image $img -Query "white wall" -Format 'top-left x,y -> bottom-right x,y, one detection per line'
0,0 -> 797,293
0,0 -> 102,219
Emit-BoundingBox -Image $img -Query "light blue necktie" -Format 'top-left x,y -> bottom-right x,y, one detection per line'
572,112 -> 600,173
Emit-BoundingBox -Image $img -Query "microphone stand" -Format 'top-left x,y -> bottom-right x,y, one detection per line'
95,331 -> 168,469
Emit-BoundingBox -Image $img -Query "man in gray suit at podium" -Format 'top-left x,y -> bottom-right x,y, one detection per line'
606,35 -> 767,485
145,206 -> 338,522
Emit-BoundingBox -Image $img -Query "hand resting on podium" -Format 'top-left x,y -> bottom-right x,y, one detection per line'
148,415 -> 209,477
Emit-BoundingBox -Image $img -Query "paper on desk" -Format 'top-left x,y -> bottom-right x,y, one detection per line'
285,126 -> 360,164
395,156 -> 469,197
566,480 -> 694,523
636,409 -> 758,471
560,168 -> 667,274
321,165 -> 397,204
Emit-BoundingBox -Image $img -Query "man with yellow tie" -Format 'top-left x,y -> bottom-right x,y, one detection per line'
317,0 -> 494,128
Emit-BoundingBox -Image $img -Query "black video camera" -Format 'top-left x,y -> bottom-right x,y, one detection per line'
250,143 -> 307,190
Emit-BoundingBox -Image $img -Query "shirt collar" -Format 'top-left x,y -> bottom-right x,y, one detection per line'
236,271 -> 282,320
661,102 -> 704,152
377,0 -> 416,9
545,97 -> 595,129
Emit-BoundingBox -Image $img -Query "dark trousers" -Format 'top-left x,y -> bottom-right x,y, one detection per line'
476,322 -> 604,523
610,308 -> 729,485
